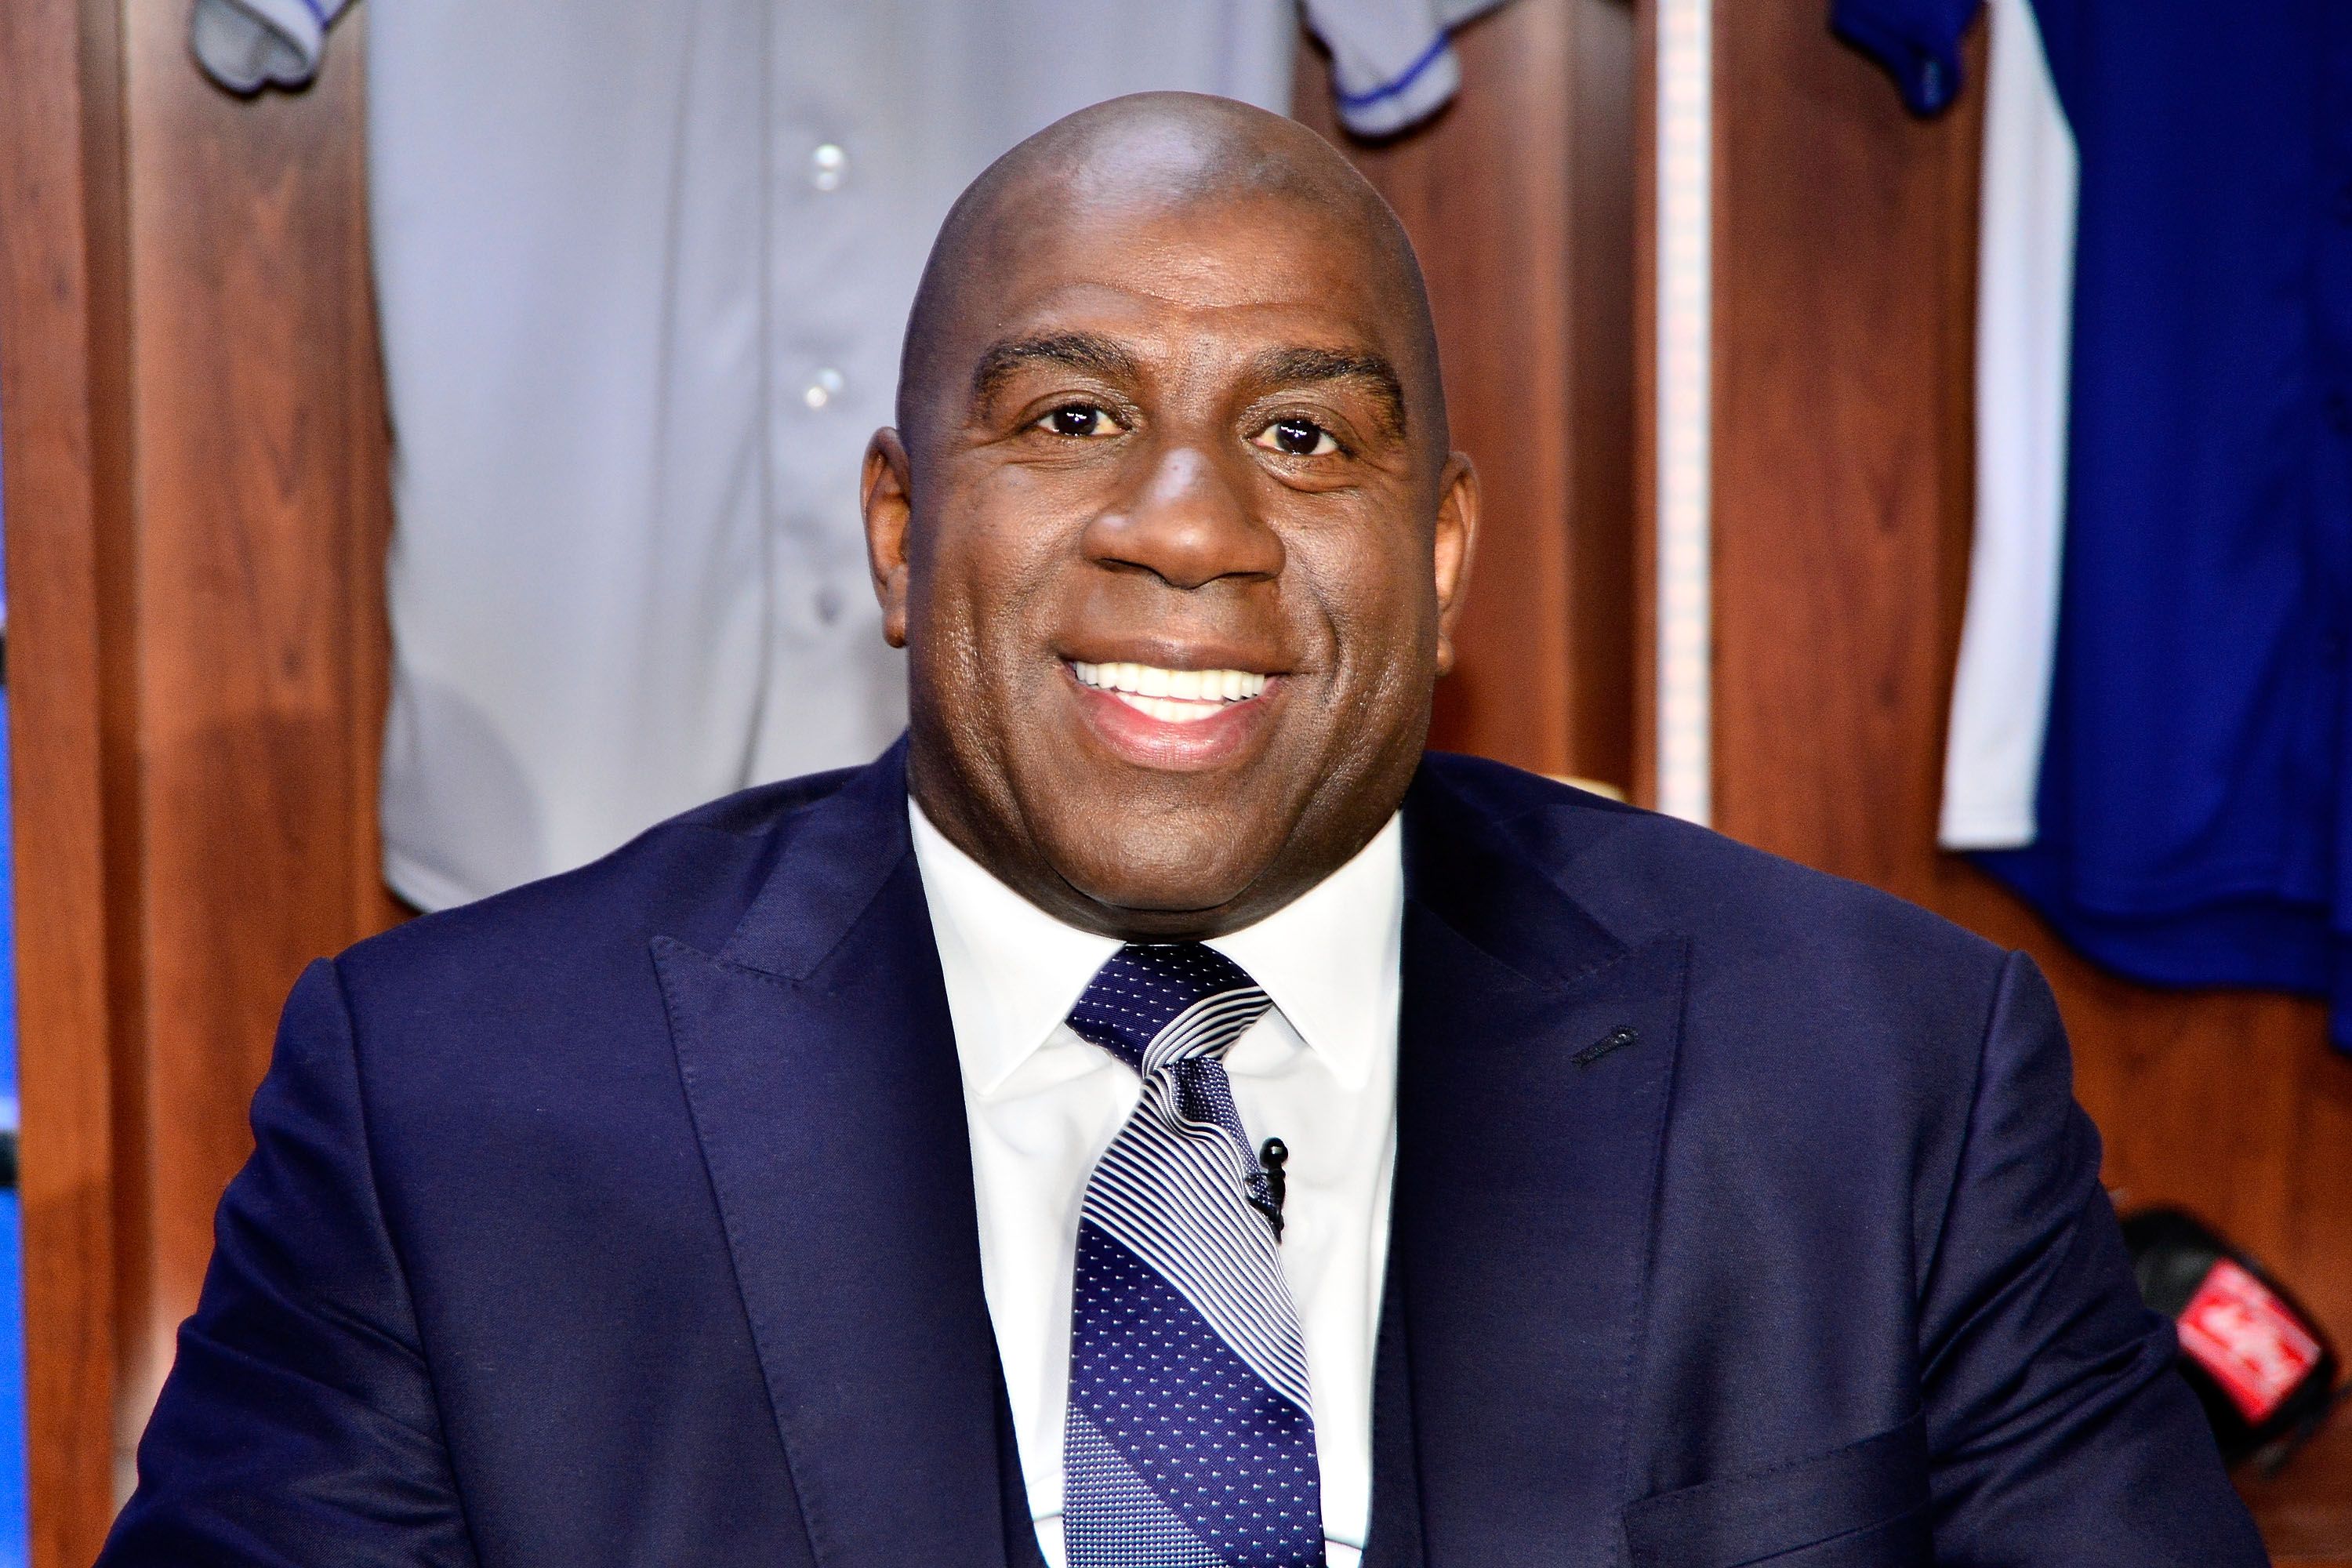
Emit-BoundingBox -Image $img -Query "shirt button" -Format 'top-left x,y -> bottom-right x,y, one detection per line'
803,367 -> 846,409
815,583 -> 844,624
810,142 -> 848,192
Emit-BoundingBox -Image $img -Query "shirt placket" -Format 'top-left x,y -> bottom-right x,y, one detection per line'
764,1 -> 878,650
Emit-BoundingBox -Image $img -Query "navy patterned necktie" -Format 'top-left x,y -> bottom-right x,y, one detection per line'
1063,942 -> 1326,1568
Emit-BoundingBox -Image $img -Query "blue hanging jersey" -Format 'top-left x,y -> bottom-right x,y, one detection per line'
1837,0 -> 2352,1047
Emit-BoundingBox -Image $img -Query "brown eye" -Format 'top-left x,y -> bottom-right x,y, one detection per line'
1251,416 -> 1339,456
1038,404 -> 1125,438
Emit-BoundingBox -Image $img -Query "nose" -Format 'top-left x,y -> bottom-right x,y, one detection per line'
1081,444 -> 1284,590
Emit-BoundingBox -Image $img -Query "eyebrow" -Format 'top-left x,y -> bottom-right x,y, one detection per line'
970,332 -> 1141,405
1247,347 -> 1408,440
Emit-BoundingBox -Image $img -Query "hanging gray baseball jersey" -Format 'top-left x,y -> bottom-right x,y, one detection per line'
191,0 -> 1497,909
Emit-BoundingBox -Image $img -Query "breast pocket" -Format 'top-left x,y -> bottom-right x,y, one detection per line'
1621,1414 -> 1931,1568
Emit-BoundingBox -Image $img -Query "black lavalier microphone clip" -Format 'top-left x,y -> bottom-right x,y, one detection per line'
1257,1137 -> 1289,1242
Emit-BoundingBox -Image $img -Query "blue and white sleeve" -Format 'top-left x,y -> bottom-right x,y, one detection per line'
1831,0 -> 1982,115
1302,0 -> 1511,139
190,0 -> 358,93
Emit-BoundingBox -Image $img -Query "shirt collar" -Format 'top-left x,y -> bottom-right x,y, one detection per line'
1203,814 -> 1403,1093
909,800 -> 1404,1096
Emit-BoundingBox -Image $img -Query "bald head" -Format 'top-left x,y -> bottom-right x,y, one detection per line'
862,90 -> 1478,939
898,92 -> 1446,464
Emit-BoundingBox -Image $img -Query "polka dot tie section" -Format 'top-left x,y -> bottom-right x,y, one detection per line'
1065,944 -> 1327,1568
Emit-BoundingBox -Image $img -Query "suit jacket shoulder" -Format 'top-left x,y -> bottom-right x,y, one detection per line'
1415,748 -> 2009,1085
1414,747 -> 2015,1258
337,761 -> 865,1007
1411,753 -> 2261,1568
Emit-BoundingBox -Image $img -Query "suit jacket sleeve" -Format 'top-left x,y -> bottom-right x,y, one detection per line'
97,959 -> 478,1567
1919,950 -> 2267,1564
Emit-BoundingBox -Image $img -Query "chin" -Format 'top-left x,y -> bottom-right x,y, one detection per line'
1056,826 -> 1269,924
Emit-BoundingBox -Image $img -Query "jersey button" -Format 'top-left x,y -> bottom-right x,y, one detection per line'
810,142 -> 848,192
802,367 -> 846,409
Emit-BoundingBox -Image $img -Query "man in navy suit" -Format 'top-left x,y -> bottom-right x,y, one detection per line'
102,94 -> 2265,1566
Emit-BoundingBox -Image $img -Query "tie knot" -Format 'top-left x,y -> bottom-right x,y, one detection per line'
1069,942 -> 1271,1073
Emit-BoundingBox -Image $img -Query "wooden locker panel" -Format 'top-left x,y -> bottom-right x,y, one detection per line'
1,3 -> 401,1559
1294,0 -> 1638,788
113,0 -> 401,1439
0,0 -> 132,1559
1706,0 -> 2352,1555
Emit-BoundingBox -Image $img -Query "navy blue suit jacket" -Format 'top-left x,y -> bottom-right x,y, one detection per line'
101,743 -> 2266,1566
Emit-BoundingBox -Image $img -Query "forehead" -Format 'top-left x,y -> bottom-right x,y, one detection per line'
953,189 -> 1406,368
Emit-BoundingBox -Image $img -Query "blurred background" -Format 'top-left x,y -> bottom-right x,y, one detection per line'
1,0 -> 2346,1563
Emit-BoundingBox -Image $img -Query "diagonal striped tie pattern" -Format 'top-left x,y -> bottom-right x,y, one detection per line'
1065,944 -> 1326,1568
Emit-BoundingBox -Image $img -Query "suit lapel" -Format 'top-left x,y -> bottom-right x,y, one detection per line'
652,748 -> 1681,1565
1385,769 -> 1687,1566
1363,1233 -> 1428,1568
654,743 -> 1022,1566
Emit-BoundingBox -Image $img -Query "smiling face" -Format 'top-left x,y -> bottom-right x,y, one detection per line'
865,96 -> 1477,938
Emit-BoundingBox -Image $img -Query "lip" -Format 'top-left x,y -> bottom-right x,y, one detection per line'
1060,658 -> 1284,771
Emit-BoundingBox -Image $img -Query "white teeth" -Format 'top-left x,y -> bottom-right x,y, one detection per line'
1126,693 -> 1218,724
1069,659 -> 1272,713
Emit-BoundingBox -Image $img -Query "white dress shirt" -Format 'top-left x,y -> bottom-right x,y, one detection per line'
909,802 -> 1403,1568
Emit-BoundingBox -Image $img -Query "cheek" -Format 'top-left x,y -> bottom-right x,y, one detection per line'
909,474 -> 1087,682
1287,523 -> 1440,686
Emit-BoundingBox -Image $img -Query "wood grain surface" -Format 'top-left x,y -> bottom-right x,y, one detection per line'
112,0 -> 402,1436
1,5 -> 402,1561
1295,0 -> 1639,787
1708,0 -> 2352,1555
0,0 -> 132,1559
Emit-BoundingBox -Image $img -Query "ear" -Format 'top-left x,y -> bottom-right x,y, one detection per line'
862,428 -> 915,649
1432,452 -> 1480,678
